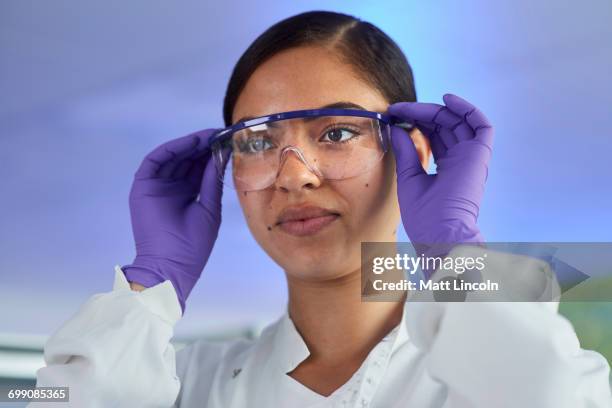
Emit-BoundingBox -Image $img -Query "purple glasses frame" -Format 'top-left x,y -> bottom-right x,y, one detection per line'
207,108 -> 414,150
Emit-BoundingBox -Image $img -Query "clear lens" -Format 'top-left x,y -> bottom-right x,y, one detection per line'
213,115 -> 389,192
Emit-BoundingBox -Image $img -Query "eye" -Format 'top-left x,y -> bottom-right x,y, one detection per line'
236,137 -> 274,154
321,126 -> 360,143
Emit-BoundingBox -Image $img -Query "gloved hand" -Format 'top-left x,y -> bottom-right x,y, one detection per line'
388,93 -> 494,275
121,129 -> 226,313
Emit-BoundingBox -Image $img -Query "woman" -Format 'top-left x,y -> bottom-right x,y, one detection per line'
33,11 -> 611,407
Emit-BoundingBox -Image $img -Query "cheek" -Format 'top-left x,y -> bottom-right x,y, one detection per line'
335,155 -> 399,242
333,161 -> 392,224
237,190 -> 278,244
237,192 -> 266,230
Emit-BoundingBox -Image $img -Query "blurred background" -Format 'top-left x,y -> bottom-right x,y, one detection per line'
1,0 -> 611,397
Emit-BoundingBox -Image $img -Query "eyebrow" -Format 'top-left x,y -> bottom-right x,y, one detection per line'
234,101 -> 368,125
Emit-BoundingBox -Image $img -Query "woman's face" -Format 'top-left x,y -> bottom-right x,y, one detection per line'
231,45 -> 411,282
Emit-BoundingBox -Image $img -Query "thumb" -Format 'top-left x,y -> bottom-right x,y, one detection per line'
390,125 -> 426,180
197,149 -> 226,216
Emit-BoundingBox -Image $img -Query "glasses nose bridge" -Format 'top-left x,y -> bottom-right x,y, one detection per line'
277,145 -> 322,179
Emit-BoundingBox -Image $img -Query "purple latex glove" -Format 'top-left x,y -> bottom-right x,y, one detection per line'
121,129 -> 226,313
388,94 -> 494,268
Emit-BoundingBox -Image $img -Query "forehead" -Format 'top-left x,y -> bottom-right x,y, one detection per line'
232,46 -> 388,124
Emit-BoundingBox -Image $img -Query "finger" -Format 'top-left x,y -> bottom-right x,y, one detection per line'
390,126 -> 427,179
187,143 -> 230,197
442,93 -> 476,118
411,120 -> 447,161
135,134 -> 200,179
431,106 -> 464,132
390,103 -> 465,150
475,124 -> 494,149
443,93 -> 493,144
388,102 -> 445,124
414,119 -> 457,156
198,150 -> 225,215
186,139 -> 216,178
428,131 -> 447,163
412,119 -> 437,141
158,130 -> 214,178
187,153 -> 208,187
442,95 -> 474,142
438,127 -> 459,150
451,121 -> 474,142
172,159 -> 195,179
134,157 -> 163,179
191,128 -> 218,156
215,147 -> 232,188
467,109 -> 494,147
389,102 -> 464,129
430,109 -> 460,149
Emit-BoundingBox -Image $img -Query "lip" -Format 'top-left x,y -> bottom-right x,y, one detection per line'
275,205 -> 340,237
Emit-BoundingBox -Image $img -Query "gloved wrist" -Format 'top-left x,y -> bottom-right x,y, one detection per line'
121,264 -> 166,290
121,256 -> 200,313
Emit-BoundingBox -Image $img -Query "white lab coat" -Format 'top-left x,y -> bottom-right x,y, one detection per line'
30,253 -> 612,407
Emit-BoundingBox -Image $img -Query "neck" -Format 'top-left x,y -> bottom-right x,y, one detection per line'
286,265 -> 406,365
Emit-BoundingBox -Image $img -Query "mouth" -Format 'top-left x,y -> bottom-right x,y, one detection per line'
275,205 -> 341,237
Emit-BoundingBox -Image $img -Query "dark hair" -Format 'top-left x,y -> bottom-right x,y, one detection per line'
222,10 -> 417,126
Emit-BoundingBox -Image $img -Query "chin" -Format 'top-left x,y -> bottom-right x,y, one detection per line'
275,244 -> 361,281
285,263 -> 357,283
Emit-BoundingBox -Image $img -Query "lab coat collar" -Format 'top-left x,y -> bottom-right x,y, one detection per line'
273,310 -> 311,373
271,302 -> 410,374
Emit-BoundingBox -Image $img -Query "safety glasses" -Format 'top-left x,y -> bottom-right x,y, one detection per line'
208,108 -> 411,192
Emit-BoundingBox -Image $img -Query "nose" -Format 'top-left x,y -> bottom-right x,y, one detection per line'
274,147 -> 322,192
